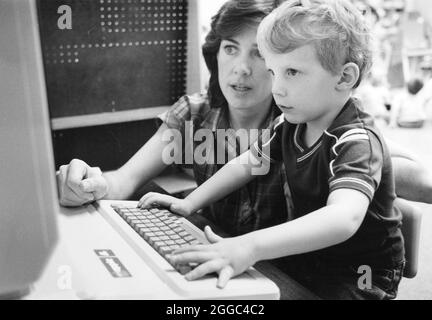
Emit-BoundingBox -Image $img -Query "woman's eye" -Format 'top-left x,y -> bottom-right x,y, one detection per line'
286,69 -> 299,76
224,45 -> 238,55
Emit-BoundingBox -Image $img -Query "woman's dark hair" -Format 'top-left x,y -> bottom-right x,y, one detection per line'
202,0 -> 282,109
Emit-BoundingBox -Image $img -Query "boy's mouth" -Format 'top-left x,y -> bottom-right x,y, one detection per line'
277,104 -> 294,110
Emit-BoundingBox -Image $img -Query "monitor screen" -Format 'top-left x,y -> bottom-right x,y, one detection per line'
0,0 -> 58,298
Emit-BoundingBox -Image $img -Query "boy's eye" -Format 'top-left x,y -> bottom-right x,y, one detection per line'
223,45 -> 238,55
286,69 -> 299,76
267,69 -> 274,76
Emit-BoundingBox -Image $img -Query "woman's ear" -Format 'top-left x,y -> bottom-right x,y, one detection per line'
335,62 -> 360,91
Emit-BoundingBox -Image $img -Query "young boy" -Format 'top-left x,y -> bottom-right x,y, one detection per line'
139,0 -> 405,299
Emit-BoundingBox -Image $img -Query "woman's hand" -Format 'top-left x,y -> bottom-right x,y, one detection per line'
168,226 -> 257,288
57,159 -> 108,207
138,192 -> 194,217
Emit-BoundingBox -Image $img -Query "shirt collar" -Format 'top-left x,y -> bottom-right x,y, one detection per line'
327,97 -> 359,132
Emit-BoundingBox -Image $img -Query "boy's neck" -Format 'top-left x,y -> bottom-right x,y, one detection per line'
303,96 -> 351,148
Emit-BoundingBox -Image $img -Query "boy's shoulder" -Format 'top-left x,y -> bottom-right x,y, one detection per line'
326,98 -> 383,141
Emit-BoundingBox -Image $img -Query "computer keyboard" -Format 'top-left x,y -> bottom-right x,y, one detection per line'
95,200 -> 280,299
111,205 -> 202,275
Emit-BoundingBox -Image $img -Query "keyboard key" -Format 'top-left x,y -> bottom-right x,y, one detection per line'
148,236 -> 161,244
159,246 -> 173,255
112,205 -> 202,277
183,235 -> 196,242
144,232 -> 156,240
154,241 -> 165,249
172,226 -> 183,233
178,231 -> 189,237
134,223 -> 147,229
154,212 -> 165,218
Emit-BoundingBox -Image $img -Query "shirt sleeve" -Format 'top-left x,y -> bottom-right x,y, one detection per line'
157,95 -> 192,132
251,115 -> 284,163
328,129 -> 383,202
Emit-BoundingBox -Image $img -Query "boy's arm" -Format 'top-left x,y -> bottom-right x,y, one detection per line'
138,116 -> 281,215
185,150 -> 257,212
139,150 -> 259,215
244,188 -> 369,261
171,188 -> 369,288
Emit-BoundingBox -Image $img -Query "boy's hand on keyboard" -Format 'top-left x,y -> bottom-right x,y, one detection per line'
138,192 -> 194,217
168,226 -> 256,289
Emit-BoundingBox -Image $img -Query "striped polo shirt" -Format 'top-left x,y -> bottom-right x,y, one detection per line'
253,98 -> 404,268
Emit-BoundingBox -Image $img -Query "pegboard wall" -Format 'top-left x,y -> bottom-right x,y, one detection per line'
37,0 -> 188,118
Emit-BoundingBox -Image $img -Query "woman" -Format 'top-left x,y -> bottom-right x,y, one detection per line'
58,0 -> 432,237
59,0 -> 289,236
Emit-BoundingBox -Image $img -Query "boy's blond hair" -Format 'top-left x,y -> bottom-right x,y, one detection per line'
257,0 -> 372,88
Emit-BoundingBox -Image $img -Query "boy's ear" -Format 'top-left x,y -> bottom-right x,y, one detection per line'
335,62 -> 360,91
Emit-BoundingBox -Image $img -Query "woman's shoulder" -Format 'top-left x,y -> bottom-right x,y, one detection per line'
160,93 -> 209,124
168,93 -> 211,120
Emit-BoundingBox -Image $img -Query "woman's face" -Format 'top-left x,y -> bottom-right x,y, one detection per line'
217,27 -> 273,113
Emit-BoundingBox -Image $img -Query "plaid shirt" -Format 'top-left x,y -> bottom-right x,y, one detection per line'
158,94 -> 293,236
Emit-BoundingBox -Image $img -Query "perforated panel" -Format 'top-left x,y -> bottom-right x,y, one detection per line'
37,0 -> 188,118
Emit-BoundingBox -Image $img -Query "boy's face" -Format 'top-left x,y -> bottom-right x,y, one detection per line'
261,44 -> 341,125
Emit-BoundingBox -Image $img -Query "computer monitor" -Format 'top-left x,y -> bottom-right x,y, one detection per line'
0,0 -> 58,298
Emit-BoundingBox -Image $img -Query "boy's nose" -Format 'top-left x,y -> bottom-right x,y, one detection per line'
271,80 -> 287,97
